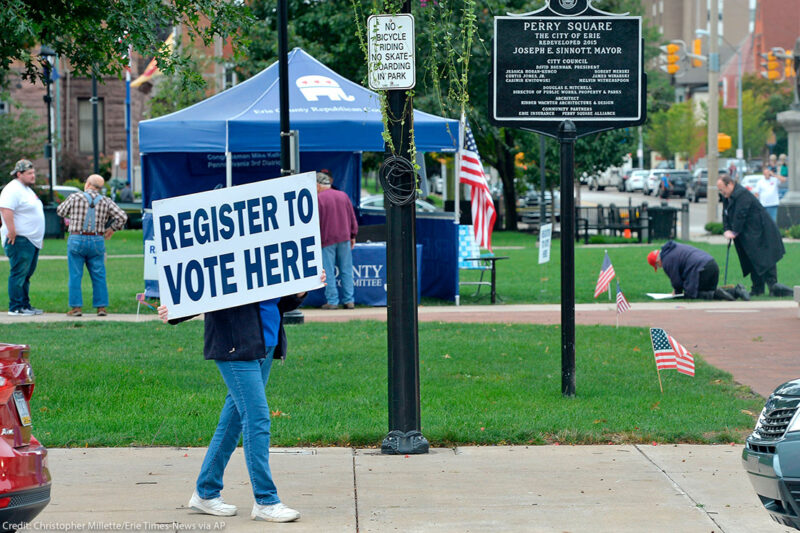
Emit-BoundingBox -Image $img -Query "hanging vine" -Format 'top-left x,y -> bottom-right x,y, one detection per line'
350,0 -> 479,168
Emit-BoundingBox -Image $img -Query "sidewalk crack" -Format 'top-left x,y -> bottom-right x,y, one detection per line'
352,448 -> 360,533
635,445 -> 726,532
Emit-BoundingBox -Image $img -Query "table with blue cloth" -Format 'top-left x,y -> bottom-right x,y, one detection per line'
304,243 -> 422,307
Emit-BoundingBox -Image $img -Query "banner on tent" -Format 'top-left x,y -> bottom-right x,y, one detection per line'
152,172 -> 324,319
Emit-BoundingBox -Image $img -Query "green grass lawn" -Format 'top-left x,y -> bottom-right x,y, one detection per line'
0,321 -> 762,448
1,229 -> 797,312
455,231 -> 800,305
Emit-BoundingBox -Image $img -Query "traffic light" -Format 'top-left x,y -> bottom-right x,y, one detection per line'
659,41 -> 685,75
786,57 -> 796,79
691,38 -> 704,68
718,133 -> 732,153
761,50 -> 783,81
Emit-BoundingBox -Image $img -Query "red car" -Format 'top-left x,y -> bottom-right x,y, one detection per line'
0,344 -> 50,529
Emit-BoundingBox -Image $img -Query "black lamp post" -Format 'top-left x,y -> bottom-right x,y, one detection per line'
39,45 -> 56,205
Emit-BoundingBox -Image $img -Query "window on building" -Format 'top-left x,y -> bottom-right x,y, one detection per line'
0,101 -> 7,115
223,63 -> 238,90
78,98 -> 104,154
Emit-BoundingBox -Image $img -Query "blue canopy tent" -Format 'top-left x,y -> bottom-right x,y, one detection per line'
139,47 -> 461,301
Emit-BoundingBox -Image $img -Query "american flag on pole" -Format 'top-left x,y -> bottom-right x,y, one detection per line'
593,251 -> 616,298
616,280 -> 631,314
459,123 -> 496,252
650,328 -> 695,376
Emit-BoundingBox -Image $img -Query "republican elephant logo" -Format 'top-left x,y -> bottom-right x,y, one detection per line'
296,75 -> 356,102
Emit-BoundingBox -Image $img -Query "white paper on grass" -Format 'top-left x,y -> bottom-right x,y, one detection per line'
646,293 -> 684,300
152,172 -> 324,319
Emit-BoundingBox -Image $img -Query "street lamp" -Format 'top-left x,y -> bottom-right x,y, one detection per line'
696,29 -> 744,164
39,45 -> 56,205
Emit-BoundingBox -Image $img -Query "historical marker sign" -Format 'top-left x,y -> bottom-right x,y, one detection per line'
490,2 -> 646,138
367,14 -> 416,91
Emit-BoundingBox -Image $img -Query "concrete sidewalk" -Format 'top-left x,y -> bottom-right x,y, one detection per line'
31,445 -> 790,532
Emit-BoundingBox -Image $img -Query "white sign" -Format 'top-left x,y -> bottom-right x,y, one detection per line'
367,14 -> 416,90
152,173 -> 324,319
144,239 -> 157,280
538,223 -> 552,264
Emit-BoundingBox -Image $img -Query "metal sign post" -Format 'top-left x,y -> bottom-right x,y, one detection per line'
369,3 -> 428,455
490,0 -> 646,397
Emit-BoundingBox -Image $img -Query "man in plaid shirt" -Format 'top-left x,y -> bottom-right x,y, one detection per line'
56,175 -> 127,316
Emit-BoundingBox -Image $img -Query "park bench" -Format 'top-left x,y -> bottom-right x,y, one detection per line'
575,204 -> 651,244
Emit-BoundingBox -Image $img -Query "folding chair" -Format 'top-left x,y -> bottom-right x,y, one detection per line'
458,225 -> 506,303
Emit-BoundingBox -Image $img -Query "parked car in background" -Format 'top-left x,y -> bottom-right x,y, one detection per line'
360,195 -> 440,213
741,174 -> 761,192
658,170 -> 690,198
687,169 -> 729,203
588,166 -> 623,191
625,170 -> 649,192
644,169 -> 670,196
0,344 -> 51,526
742,378 -> 800,530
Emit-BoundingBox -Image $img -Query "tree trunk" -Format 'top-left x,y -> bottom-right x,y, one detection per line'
496,129 -> 518,231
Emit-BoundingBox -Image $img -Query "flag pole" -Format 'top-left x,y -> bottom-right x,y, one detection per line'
657,367 -> 664,393
454,111 -> 466,307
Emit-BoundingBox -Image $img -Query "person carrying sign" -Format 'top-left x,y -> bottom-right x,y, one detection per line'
56,174 -> 127,316
157,270 -> 324,522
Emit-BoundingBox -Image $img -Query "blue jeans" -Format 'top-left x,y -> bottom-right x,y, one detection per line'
765,205 -> 778,222
67,234 -> 108,308
196,347 -> 280,505
322,241 -> 354,305
4,236 -> 39,312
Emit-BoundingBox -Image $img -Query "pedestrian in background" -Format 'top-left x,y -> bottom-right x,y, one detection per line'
317,171 -> 358,310
717,175 -> 792,297
778,154 -> 789,197
56,174 -> 127,316
0,159 -> 45,316
753,167 -> 786,222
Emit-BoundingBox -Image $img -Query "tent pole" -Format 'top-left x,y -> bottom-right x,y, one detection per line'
225,152 -> 232,187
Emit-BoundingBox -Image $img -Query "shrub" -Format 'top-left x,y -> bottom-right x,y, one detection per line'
705,222 -> 724,235
787,225 -> 800,239
588,234 -> 633,245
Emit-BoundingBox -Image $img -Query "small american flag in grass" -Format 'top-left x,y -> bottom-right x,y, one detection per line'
593,251 -> 615,298
650,328 -> 695,377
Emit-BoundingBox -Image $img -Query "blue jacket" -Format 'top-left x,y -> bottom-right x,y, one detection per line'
170,294 -> 304,361
659,241 -> 714,298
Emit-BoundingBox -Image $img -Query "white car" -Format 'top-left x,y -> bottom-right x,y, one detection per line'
625,170 -> 649,192
740,174 -> 761,192
644,169 -> 670,196
359,195 -> 439,213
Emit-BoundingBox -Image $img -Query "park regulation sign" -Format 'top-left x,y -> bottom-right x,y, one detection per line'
367,14 -> 416,90
490,0 -> 646,138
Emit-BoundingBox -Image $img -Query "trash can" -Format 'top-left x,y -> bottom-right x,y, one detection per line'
43,204 -> 64,239
647,205 -> 677,240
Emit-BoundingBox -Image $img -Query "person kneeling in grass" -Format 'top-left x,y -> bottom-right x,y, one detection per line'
647,241 -> 748,301
157,271 -> 324,522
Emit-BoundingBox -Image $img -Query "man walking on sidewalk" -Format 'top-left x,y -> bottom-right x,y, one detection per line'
57,174 -> 127,316
0,160 -> 45,316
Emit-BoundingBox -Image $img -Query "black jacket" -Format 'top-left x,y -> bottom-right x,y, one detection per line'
659,241 -> 715,298
169,294 -> 305,362
722,184 -> 785,277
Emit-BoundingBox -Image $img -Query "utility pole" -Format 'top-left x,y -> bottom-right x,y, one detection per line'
706,0 -> 720,223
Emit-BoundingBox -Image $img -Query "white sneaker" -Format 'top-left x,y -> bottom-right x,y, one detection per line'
188,491 -> 237,516
251,502 -> 300,522
7,309 -> 35,316
24,307 -> 43,315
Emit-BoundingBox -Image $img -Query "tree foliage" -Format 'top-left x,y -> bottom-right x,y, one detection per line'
0,0 -> 253,88
145,49 -> 208,119
741,73 -> 795,156
0,98 -> 46,186
645,101 -> 703,162
718,89 -> 771,160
